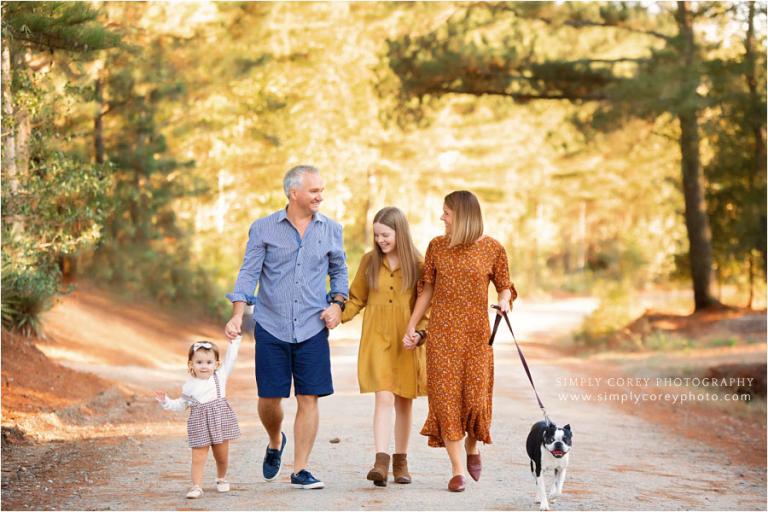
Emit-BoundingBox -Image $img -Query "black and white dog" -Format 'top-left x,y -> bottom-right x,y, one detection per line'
526,421 -> 572,510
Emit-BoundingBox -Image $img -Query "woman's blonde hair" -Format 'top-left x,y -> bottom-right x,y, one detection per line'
187,341 -> 221,377
366,207 -> 423,292
444,190 -> 484,247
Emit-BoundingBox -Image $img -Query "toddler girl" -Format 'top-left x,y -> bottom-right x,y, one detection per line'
155,337 -> 241,498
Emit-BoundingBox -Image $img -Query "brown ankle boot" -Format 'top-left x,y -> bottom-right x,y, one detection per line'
366,452 -> 390,487
392,453 -> 411,484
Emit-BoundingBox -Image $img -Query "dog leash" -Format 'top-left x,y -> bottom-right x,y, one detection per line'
489,305 -> 551,426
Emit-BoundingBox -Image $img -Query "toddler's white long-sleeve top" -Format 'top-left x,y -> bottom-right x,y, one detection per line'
160,337 -> 241,412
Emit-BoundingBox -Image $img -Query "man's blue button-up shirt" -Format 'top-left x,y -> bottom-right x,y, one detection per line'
226,208 -> 349,343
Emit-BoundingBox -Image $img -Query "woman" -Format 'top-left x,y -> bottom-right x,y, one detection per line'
342,207 -> 428,486
403,190 -> 516,492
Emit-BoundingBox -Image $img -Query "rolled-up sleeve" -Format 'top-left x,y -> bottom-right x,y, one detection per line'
227,221 -> 265,304
491,242 -> 513,294
327,223 -> 349,300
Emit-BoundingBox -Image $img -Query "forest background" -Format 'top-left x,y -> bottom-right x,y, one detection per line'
2,1 -> 766,347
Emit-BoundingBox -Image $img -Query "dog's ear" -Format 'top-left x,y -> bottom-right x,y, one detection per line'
563,424 -> 571,432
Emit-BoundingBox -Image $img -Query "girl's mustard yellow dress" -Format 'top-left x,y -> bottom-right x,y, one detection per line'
342,251 -> 428,398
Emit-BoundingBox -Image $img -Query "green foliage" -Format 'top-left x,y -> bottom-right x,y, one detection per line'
1,259 -> 59,337
86,238 -> 226,318
701,8 -> 767,289
707,338 -> 738,348
77,9 -> 221,314
25,152 -> 109,251
642,332 -> 692,351
2,2 -> 121,51
2,2 -> 765,336
574,281 -> 635,347
1,2 -> 121,336
380,1 -> 765,307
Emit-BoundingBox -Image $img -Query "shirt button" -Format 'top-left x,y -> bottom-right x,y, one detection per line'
389,299 -> 393,303
389,286 -> 393,290
390,273 -> 394,277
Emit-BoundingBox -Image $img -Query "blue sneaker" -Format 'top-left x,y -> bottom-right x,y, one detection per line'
290,469 -> 325,489
263,432 -> 286,482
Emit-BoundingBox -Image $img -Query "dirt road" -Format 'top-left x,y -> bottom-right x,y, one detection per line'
3,295 -> 766,510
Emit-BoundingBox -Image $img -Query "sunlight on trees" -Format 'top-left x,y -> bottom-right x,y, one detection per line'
2,1 -> 764,335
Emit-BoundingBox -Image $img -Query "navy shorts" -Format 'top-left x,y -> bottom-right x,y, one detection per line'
254,323 -> 334,398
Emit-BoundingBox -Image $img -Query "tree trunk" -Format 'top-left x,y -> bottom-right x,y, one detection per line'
94,76 -> 105,164
130,129 -> 145,242
744,2 -> 766,174
15,110 -> 29,179
676,1 -> 721,311
2,43 -> 20,232
14,50 -> 30,182
743,1 -> 767,274
747,252 -> 754,309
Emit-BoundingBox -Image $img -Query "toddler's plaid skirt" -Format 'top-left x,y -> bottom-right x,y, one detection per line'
187,397 -> 241,448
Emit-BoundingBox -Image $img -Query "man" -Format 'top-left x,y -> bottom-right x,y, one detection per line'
224,165 -> 348,489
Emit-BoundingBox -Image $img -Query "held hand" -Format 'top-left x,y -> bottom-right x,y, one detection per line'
402,327 -> 418,350
407,332 -> 422,350
224,316 -> 243,339
154,391 -> 167,403
320,304 -> 341,329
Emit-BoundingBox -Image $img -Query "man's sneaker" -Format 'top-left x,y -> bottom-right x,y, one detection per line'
263,432 -> 287,482
290,469 -> 325,489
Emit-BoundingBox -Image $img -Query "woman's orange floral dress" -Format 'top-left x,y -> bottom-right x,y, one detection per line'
419,235 -> 516,447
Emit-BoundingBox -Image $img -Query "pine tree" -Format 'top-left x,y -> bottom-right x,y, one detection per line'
1,1 -> 120,334
381,1 -> 762,310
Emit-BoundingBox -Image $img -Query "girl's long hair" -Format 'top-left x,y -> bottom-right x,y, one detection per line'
366,207 -> 423,292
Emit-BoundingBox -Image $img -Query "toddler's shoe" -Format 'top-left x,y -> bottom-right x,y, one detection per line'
186,485 -> 203,499
216,479 -> 230,492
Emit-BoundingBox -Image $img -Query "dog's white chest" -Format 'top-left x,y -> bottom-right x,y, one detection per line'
542,451 -> 569,472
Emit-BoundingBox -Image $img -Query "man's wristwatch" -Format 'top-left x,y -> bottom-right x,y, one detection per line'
330,299 -> 346,312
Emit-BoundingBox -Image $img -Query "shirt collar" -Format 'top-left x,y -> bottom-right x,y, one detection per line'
382,257 -> 400,272
277,206 -> 326,224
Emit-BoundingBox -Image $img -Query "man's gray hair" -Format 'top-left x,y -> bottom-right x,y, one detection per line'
283,165 -> 320,198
